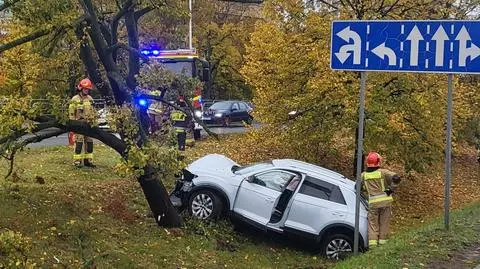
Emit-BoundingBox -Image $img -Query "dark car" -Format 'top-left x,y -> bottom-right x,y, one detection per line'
202,100 -> 253,126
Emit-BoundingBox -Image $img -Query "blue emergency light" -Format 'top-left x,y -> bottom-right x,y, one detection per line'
137,98 -> 148,108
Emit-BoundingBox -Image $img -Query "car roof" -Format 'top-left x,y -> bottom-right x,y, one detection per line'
271,159 -> 354,188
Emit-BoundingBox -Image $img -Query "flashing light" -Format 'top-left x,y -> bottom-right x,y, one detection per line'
137,98 -> 148,107
139,48 -> 198,58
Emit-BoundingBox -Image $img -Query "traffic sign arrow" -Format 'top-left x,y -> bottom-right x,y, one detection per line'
336,26 -> 361,44
455,26 -> 480,67
335,44 -> 356,64
406,26 -> 424,66
432,26 -> 449,67
371,42 -> 397,66
335,26 -> 361,65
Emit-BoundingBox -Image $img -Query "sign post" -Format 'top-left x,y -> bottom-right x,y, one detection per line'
444,74 -> 454,230
331,20 -> 480,253
354,72 -> 367,255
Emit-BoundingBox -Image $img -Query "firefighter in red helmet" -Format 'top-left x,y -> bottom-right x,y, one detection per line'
68,78 -> 96,168
361,152 -> 401,248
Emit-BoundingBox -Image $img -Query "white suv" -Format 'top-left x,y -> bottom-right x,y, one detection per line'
170,154 -> 368,259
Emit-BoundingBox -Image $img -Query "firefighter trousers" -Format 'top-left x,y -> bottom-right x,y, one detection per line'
176,131 -> 186,151
368,205 -> 391,244
73,134 -> 94,162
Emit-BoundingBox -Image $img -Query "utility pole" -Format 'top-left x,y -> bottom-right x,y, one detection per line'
188,0 -> 193,49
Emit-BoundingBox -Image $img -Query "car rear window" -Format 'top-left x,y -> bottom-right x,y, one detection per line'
299,176 -> 346,205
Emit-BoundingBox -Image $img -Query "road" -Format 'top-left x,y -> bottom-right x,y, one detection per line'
24,122 -> 260,148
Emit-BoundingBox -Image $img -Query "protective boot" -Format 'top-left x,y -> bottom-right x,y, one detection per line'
84,159 -> 96,168
73,142 -> 84,167
83,141 -> 95,168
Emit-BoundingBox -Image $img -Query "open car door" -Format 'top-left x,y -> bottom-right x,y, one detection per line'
233,170 -> 296,227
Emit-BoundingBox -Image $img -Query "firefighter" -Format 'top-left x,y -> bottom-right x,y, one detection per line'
170,97 -> 189,151
68,78 -> 96,168
361,152 -> 401,248
147,90 -> 163,133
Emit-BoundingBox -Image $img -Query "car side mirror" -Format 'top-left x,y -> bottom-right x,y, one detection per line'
246,176 -> 254,183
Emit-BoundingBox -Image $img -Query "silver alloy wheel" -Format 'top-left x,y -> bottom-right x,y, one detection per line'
325,238 -> 353,260
191,193 -> 214,219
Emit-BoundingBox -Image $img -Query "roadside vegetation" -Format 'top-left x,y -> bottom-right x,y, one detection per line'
1,137 -> 479,268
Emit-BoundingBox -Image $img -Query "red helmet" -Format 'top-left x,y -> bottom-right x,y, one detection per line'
77,78 -> 93,91
366,152 -> 382,168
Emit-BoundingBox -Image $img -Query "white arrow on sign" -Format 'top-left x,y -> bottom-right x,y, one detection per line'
406,26 -> 424,66
432,26 -> 449,67
456,26 -> 480,67
371,42 -> 397,66
335,26 -> 361,65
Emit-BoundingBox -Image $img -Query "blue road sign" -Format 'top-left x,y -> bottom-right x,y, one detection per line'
331,21 -> 480,74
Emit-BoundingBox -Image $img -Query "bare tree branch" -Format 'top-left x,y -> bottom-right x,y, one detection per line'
0,29 -> 51,53
107,42 -> 148,59
134,6 -> 155,22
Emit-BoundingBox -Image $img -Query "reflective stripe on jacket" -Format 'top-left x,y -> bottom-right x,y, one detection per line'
362,170 -> 393,205
69,94 -> 94,121
171,110 -> 187,130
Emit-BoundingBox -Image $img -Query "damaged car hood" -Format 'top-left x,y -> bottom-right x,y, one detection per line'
187,154 -> 239,177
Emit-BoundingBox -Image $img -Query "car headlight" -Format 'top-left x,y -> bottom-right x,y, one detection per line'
195,110 -> 202,118
214,113 -> 223,118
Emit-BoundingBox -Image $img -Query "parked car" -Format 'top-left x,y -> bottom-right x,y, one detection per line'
170,154 -> 369,259
201,100 -> 253,126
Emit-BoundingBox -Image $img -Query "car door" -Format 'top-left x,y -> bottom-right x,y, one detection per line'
230,102 -> 241,122
238,102 -> 250,121
283,176 -> 348,234
233,170 -> 295,226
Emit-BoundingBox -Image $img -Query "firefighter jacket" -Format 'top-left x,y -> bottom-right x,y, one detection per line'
170,109 -> 188,133
68,94 -> 95,123
361,168 -> 398,208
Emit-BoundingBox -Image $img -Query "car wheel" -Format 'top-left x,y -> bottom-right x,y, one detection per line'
321,233 -> 354,260
188,190 -> 224,220
222,116 -> 232,127
245,116 -> 253,125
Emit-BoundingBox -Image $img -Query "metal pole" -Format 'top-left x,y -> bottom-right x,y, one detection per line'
354,72 -> 367,255
188,0 -> 193,49
444,74 -> 454,230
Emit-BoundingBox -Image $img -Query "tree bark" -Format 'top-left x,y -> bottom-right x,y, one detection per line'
75,25 -> 113,97
138,165 -> 182,227
124,8 -> 140,90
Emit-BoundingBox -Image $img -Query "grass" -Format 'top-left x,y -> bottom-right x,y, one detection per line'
0,146 -> 332,268
334,203 -> 480,269
1,145 -> 479,268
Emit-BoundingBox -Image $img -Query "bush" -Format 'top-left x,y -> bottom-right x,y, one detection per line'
0,230 -> 33,268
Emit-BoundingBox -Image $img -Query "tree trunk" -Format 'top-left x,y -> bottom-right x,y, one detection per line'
138,164 -> 182,227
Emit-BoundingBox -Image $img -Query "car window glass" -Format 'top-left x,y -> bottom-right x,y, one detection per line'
210,102 -> 231,110
234,162 -> 273,175
253,171 -> 293,192
239,102 -> 247,110
232,103 -> 239,110
299,176 -> 346,204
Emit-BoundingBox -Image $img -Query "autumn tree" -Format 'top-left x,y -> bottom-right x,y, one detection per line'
0,0 -> 203,228
242,0 -> 480,173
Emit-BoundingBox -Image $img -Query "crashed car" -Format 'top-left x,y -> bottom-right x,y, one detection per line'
170,154 -> 368,259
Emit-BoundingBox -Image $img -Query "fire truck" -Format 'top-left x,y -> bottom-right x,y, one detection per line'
140,48 -> 211,140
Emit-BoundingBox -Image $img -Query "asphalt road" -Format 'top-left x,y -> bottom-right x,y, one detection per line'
23,122 -> 260,148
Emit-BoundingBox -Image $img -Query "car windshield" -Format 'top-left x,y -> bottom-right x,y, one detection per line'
162,61 -> 193,77
210,102 -> 232,110
232,162 -> 274,175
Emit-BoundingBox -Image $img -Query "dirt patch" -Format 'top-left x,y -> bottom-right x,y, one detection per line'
427,243 -> 480,269
103,192 -> 140,223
